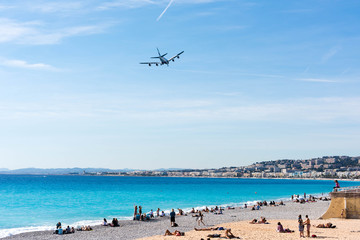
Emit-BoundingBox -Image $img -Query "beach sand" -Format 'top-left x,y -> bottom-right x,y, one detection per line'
141,218 -> 360,240
3,200 -> 359,240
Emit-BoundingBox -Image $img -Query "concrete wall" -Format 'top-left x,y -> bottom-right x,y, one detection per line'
321,191 -> 360,219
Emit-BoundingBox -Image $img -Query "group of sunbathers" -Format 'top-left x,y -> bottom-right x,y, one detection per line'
53,222 -> 91,235
103,218 -> 120,227
249,216 -> 268,224
53,222 -> 76,235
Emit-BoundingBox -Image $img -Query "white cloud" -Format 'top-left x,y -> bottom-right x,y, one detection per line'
322,46 -> 342,63
98,0 -> 157,10
157,0 -> 174,21
1,96 -> 359,125
298,78 -> 338,83
31,1 -> 86,13
0,58 -> 58,71
0,18 -> 109,45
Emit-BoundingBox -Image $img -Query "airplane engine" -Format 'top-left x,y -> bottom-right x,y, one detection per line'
177,56 -> 180,59
172,59 -> 174,62
148,64 -> 151,66
156,64 -> 158,66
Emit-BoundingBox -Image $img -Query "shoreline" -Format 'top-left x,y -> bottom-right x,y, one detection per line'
0,192 -> 330,239
2,198 -> 332,240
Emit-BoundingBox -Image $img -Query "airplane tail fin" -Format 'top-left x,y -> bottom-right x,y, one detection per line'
156,48 -> 167,58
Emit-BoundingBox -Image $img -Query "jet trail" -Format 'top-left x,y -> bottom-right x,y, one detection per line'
156,0 -> 174,21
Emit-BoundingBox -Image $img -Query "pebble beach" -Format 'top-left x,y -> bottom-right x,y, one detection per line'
4,200 -> 352,240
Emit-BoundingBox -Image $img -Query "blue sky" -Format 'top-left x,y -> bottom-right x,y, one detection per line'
0,0 -> 359,170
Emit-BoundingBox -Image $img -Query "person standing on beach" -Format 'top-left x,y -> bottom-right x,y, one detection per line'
170,209 -> 176,227
156,208 -> 160,217
298,215 -> 304,238
139,206 -> 142,215
56,222 -> 61,229
134,205 -> 138,220
305,215 -> 311,237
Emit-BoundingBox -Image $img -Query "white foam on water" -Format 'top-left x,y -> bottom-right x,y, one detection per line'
0,225 -> 54,238
0,219 -> 105,238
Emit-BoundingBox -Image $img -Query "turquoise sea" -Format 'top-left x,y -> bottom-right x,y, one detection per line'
0,175 -> 358,237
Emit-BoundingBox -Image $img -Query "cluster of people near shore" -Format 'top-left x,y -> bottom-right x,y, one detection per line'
53,222 -> 92,235
103,218 -> 120,227
292,192 -> 330,204
133,205 -> 167,221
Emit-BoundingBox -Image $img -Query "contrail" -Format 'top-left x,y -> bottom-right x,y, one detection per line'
157,0 -> 174,21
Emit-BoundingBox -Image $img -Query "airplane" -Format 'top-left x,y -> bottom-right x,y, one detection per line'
140,48 -> 184,66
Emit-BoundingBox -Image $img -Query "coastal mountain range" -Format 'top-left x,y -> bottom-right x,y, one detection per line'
0,167 -> 184,175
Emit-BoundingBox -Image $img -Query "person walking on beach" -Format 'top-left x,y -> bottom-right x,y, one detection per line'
170,209 -> 176,227
139,206 -> 142,215
298,215 -> 304,238
197,211 -> 205,226
305,215 -> 311,237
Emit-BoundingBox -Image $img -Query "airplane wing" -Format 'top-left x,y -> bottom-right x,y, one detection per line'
168,51 -> 184,62
140,62 -> 161,66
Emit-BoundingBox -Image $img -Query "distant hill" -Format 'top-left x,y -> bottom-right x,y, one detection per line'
0,168 -> 137,175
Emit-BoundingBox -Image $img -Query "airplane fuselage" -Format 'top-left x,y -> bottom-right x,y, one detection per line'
160,56 -> 169,65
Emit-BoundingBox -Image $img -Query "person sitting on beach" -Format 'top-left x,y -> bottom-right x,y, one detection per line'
65,226 -> 71,234
103,218 -> 108,226
161,211 -> 165,217
223,229 -> 240,239
333,180 -> 340,192
190,208 -> 195,213
214,208 -> 223,215
244,203 -> 247,208
251,206 -> 256,211
277,222 -> 285,232
81,225 -> 93,231
164,229 -> 184,236
256,205 -> 260,210
58,226 -> 63,235
277,222 -> 294,233
110,218 -> 119,227
178,208 -> 184,215
258,217 -> 267,224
